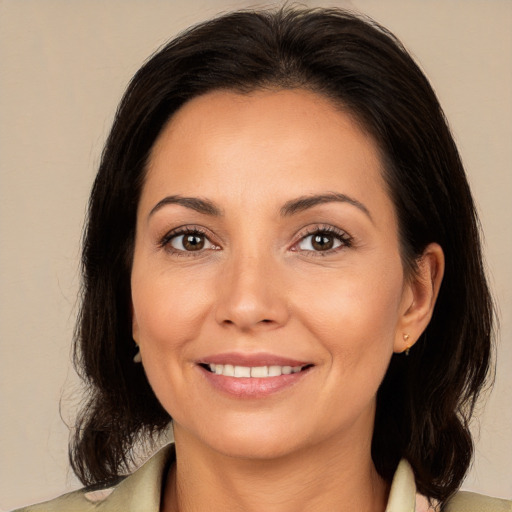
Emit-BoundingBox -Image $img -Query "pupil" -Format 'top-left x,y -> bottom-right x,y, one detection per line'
184,234 -> 204,251
312,234 -> 333,251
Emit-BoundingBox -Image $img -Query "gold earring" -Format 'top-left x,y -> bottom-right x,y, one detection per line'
403,334 -> 411,356
133,347 -> 142,363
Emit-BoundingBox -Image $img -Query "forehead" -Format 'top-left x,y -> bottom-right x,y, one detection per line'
142,88 -> 393,220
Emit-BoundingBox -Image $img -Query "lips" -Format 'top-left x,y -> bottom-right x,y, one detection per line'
197,352 -> 314,398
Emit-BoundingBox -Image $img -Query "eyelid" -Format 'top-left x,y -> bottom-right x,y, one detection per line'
291,224 -> 353,254
158,225 -> 220,254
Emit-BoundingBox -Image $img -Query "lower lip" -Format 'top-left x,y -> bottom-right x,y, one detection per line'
198,366 -> 312,398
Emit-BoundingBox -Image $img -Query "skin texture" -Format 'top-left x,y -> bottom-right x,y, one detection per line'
131,89 -> 444,512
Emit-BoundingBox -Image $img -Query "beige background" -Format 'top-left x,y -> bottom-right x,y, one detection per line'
0,0 -> 510,509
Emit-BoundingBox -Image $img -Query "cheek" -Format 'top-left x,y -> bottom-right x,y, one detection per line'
131,266 -> 212,354
130,268 -> 215,417
305,274 -> 402,422
299,262 -> 403,335
295,262 -> 404,377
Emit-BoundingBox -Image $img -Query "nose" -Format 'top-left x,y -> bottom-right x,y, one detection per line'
214,251 -> 290,332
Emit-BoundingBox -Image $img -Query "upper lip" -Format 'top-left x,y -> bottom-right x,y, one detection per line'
198,352 -> 311,367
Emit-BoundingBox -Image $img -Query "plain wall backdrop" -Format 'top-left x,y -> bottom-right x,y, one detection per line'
0,0 -> 511,509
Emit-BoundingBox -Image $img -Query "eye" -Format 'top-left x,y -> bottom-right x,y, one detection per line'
160,227 -> 219,254
295,227 -> 352,254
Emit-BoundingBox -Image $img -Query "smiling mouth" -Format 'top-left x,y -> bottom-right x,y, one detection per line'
200,363 -> 313,378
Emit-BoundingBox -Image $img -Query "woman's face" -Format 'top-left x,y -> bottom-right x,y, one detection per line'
131,89 -> 416,459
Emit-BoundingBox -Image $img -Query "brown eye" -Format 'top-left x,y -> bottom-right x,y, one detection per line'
311,234 -> 334,251
182,234 -> 205,251
169,231 -> 215,252
297,229 -> 348,253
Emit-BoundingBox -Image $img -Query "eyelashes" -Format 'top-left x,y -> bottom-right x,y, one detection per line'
158,224 -> 353,257
158,226 -> 220,256
292,225 -> 352,255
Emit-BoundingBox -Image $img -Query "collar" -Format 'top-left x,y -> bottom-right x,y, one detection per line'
84,444 -> 174,510
89,445 -> 418,511
385,459 -> 418,512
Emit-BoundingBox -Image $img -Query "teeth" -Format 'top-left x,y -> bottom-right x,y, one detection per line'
207,364 -> 304,378
223,364 -> 234,377
250,366 -> 268,378
268,365 -> 282,376
234,366 -> 251,378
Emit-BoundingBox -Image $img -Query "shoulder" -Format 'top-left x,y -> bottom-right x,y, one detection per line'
444,491 -> 512,512
12,444 -> 174,512
11,486 -> 108,512
389,460 -> 511,512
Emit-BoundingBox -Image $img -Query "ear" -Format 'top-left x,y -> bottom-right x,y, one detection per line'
394,243 -> 445,353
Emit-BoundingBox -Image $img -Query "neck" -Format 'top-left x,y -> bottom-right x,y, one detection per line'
163,426 -> 389,512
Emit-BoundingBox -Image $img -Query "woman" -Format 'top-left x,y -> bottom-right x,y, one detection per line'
16,7 -> 511,512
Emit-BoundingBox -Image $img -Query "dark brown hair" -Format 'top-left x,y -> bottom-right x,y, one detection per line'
70,7 -> 493,504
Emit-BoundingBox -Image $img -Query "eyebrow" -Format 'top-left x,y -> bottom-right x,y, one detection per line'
148,192 -> 372,222
280,192 -> 373,221
149,195 -> 223,218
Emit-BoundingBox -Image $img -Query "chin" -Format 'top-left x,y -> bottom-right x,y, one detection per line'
210,435 -> 301,461
183,416 -> 309,461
